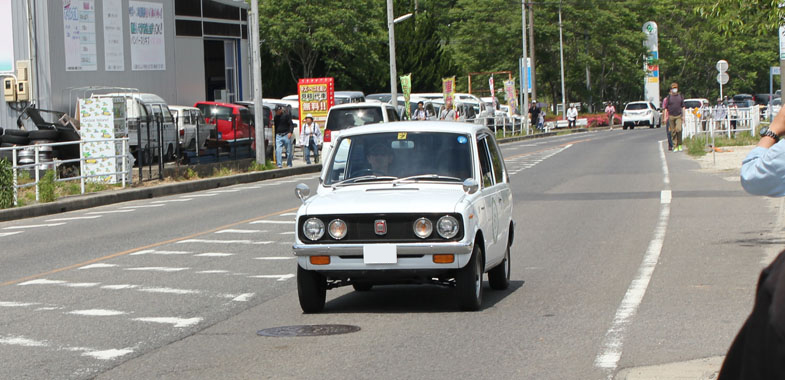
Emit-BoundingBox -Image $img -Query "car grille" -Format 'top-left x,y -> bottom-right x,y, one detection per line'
298,213 -> 464,244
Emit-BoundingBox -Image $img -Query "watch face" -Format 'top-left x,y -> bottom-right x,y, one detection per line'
760,126 -> 769,137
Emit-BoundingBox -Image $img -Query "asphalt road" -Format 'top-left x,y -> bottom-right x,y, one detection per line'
0,128 -> 776,379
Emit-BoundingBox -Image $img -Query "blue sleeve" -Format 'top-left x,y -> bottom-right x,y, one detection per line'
741,143 -> 785,197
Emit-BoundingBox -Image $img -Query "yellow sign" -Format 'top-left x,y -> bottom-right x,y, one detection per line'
397,132 -> 407,140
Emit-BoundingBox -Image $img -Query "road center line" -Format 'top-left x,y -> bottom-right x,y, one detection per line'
595,140 -> 672,377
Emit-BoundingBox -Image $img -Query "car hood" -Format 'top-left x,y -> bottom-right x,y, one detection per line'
304,184 -> 468,215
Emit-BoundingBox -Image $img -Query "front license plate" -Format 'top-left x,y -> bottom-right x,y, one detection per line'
363,244 -> 397,264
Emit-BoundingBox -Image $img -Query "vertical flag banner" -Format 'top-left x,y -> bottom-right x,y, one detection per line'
400,74 -> 412,119
489,75 -> 496,109
297,77 -> 335,132
442,76 -> 456,109
504,80 -> 517,116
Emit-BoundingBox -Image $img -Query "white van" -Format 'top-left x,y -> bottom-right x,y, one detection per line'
91,92 -> 178,164
321,102 -> 400,159
169,105 -> 210,151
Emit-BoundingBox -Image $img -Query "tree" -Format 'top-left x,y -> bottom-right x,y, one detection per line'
695,0 -> 785,35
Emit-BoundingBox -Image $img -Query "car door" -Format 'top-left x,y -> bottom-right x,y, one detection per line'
486,135 -> 512,256
476,135 -> 501,267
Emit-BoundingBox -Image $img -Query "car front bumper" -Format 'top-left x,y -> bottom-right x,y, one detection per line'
293,241 -> 474,271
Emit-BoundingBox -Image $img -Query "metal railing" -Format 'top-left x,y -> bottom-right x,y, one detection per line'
683,106 -> 760,139
0,137 -> 130,206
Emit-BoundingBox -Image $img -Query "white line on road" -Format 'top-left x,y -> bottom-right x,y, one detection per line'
189,193 -> 218,197
0,335 -> 48,347
280,212 -> 297,216
232,293 -> 254,302
247,274 -> 295,281
125,267 -> 190,272
68,309 -> 128,316
177,239 -> 272,245
0,231 -> 23,237
194,252 -> 234,257
0,301 -> 38,307
279,231 -> 295,235
87,210 -> 135,215
152,198 -> 193,203
0,335 -> 134,360
3,223 -> 65,230
101,284 -> 140,290
137,287 -> 201,295
249,220 -> 295,225
120,204 -> 164,209
215,229 -> 266,234
82,348 -> 134,360
195,270 -> 230,274
208,189 -> 241,193
133,317 -> 202,328
659,140 -> 670,185
130,249 -> 192,256
79,263 -> 118,270
46,216 -> 102,221
18,279 -> 67,286
254,257 -> 295,260
660,190 -> 672,204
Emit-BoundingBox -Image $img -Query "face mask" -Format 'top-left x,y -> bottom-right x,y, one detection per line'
671,89 -> 678,94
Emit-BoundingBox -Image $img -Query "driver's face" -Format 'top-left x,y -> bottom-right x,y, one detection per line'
368,152 -> 392,170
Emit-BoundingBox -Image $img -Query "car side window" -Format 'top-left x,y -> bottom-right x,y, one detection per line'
162,106 -> 174,123
486,136 -> 505,184
476,137 -> 494,188
386,107 -> 399,121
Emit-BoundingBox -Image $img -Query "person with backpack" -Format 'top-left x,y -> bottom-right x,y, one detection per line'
663,82 -> 685,152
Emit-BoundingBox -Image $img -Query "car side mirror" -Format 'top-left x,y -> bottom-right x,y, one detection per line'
295,183 -> 310,202
462,178 -> 479,194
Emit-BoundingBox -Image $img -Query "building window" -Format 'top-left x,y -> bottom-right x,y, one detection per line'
204,22 -> 241,37
175,0 -> 201,17
176,20 -> 203,37
202,1 -> 240,20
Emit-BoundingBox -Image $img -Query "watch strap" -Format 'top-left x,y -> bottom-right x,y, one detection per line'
764,129 -> 780,142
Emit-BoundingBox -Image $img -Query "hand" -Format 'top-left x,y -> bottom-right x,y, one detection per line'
287,133 -> 292,140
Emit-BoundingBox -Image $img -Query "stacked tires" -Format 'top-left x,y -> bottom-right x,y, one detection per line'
0,129 -> 61,174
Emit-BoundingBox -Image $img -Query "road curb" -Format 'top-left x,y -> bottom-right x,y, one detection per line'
0,164 -> 321,222
497,127 -> 591,144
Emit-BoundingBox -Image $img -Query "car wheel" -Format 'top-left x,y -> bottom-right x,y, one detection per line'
456,244 -> 483,311
630,125 -> 635,130
4,129 -> 28,137
352,283 -> 373,292
297,265 -> 326,313
622,125 -> 628,130
187,139 -> 196,151
165,144 -> 174,162
1,134 -> 28,145
488,244 -> 510,290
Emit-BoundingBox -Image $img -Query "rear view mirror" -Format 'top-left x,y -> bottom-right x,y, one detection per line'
462,178 -> 479,194
295,183 -> 310,202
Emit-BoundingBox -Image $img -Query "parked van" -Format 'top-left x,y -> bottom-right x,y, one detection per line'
321,102 -> 399,159
334,91 -> 366,104
169,106 -> 210,151
90,92 -> 178,164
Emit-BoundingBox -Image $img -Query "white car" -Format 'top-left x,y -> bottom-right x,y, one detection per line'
321,102 -> 400,160
622,101 -> 661,129
293,121 -> 515,312
168,106 -> 211,151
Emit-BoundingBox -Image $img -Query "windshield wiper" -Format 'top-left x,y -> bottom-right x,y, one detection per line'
393,174 -> 462,185
332,175 -> 397,188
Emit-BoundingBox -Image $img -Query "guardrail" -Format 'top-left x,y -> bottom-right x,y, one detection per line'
474,116 -> 531,137
0,137 -> 130,206
683,106 -> 760,139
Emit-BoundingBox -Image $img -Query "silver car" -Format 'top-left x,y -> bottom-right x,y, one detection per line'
293,121 -> 515,312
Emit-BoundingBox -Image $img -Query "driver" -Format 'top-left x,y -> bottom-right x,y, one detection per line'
365,142 -> 394,176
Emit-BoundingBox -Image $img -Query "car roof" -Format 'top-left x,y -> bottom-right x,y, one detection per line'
625,101 -> 651,105
338,121 -> 489,138
195,101 -> 245,109
96,92 -> 167,104
329,101 -> 394,110
168,105 -> 199,111
335,91 -> 365,97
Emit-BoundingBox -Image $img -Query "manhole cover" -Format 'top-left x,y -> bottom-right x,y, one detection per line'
257,324 -> 361,337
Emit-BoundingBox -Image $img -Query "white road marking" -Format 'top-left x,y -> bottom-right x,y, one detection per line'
279,231 -> 295,235
69,309 -> 128,317
79,263 -> 118,270
195,270 -> 230,274
86,210 -> 135,215
0,301 -> 38,307
130,249 -> 192,256
125,267 -> 189,272
138,287 -> 201,295
249,220 -> 295,225
82,348 -> 134,360
215,229 -> 265,234
209,189 -> 241,193
120,204 -> 164,209
177,239 -> 273,245
189,193 -> 218,197
0,335 -> 48,347
247,274 -> 295,281
101,284 -> 140,290
35,306 -> 64,311
659,140 -> 670,185
0,231 -> 23,237
18,279 -> 67,286
0,335 -> 133,360
151,199 -> 193,204
254,257 -> 295,260
133,317 -> 202,328
280,212 -> 297,216
3,223 -> 65,230
595,140 -> 672,377
46,216 -> 102,221
660,190 -> 672,204
194,252 -> 234,257
231,293 -> 254,302
64,282 -> 100,288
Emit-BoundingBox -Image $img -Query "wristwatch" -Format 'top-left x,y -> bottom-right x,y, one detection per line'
760,126 -> 781,142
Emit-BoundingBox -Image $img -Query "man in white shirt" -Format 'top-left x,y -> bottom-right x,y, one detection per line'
567,104 -> 578,128
299,114 -> 322,164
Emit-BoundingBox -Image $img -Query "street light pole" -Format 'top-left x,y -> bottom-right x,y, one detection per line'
558,2 -> 566,119
249,1 -> 265,164
521,1 -> 529,131
386,0 -> 398,109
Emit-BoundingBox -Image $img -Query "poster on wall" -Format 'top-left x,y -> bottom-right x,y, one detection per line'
102,0 -> 124,71
297,77 -> 335,130
129,1 -> 165,71
0,0 -> 13,73
78,98 -> 118,184
63,0 -> 97,71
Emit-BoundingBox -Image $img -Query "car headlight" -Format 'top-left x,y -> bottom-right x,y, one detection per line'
328,219 -> 347,240
302,218 -> 325,241
413,217 -> 433,239
437,216 -> 460,239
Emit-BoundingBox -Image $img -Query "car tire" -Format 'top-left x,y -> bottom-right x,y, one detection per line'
297,265 -> 326,313
456,244 -> 483,311
622,125 -> 628,130
488,244 -> 510,290
1,134 -> 29,145
28,129 -> 59,140
630,125 -> 635,130
352,283 -> 373,292
4,129 -> 28,137
165,144 -> 174,162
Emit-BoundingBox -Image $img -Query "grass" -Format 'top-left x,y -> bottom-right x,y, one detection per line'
685,132 -> 758,157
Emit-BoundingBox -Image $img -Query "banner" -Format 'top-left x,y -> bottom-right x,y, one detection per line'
442,76 -> 456,109
103,0 -> 124,71
297,77 -> 335,131
504,80 -> 517,116
63,0 -> 97,71
489,75 -> 496,109
400,73 -> 412,119
79,98 -> 117,184
0,0 -> 13,73
129,1 -> 165,71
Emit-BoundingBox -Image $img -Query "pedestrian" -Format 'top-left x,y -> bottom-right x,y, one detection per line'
538,108 -> 545,131
712,97 -> 727,134
605,102 -> 616,130
567,104 -> 578,128
663,97 -> 673,150
439,97 -> 456,121
529,100 -> 541,131
273,105 -> 294,168
728,100 -> 739,135
663,82 -> 685,152
413,101 -> 428,121
299,113 -> 321,165
720,108 -> 785,379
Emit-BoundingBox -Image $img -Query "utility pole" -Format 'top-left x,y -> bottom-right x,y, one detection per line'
558,2 -> 566,118
249,1 -> 265,164
387,0 -> 398,109
584,33 -> 592,113
521,1 -> 529,131
528,2 -> 537,102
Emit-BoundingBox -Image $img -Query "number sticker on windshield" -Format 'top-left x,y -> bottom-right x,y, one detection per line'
457,136 -> 468,144
397,132 -> 407,140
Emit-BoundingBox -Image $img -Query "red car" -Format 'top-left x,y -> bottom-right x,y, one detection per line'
194,101 -> 254,141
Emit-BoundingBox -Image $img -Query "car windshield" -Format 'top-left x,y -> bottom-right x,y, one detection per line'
326,107 -> 384,131
684,101 -> 701,109
625,103 -> 648,110
325,132 -> 473,185
196,104 -> 232,121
